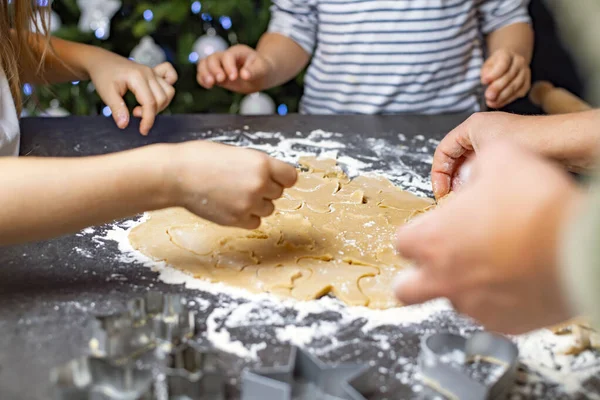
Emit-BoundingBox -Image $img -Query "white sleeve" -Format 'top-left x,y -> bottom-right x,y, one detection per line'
267,0 -> 318,55
477,0 -> 532,35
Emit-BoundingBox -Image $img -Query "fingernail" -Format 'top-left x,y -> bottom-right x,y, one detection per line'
230,74 -> 236,80
117,111 -> 128,127
205,76 -> 214,85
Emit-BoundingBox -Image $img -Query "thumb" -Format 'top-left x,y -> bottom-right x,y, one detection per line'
101,84 -> 129,129
240,53 -> 268,81
153,62 -> 178,85
481,51 -> 510,85
394,268 -> 443,305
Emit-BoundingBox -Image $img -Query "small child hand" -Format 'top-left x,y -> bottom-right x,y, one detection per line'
169,142 -> 297,229
481,49 -> 531,109
88,53 -> 178,136
197,45 -> 273,94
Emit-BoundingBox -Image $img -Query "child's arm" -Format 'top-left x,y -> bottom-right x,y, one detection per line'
197,0 -> 316,93
478,1 -> 534,109
19,35 -> 178,135
197,34 -> 309,94
0,142 -> 297,245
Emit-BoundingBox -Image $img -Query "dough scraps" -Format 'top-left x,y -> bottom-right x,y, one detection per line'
129,157 -> 434,309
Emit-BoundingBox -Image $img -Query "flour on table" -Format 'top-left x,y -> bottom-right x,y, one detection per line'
84,128 -> 600,397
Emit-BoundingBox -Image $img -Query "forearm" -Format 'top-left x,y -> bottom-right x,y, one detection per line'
256,33 -> 310,89
21,35 -> 111,84
486,22 -> 534,63
0,144 -> 173,245
515,110 -> 600,172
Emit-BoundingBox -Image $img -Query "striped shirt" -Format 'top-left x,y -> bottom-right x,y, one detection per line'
268,0 -> 531,114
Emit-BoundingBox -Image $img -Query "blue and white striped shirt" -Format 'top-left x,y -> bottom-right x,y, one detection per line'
268,0 -> 531,114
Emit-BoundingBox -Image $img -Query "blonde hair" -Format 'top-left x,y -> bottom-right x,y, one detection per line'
0,1 -> 51,114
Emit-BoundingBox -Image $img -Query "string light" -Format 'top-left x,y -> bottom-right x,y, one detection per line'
102,106 -> 112,117
191,1 -> 202,14
188,52 -> 200,63
219,16 -> 232,30
23,84 -> 33,96
143,10 -> 153,22
277,104 -> 288,115
201,13 -> 212,22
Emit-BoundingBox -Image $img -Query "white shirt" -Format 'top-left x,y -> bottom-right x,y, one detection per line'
268,0 -> 530,114
0,67 -> 20,156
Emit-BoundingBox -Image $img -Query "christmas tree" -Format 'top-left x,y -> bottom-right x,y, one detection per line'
25,0 -> 304,117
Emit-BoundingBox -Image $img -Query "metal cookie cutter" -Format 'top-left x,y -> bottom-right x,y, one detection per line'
241,346 -> 372,400
419,332 -> 519,400
51,356 -> 154,400
160,343 -> 226,400
88,292 -> 196,359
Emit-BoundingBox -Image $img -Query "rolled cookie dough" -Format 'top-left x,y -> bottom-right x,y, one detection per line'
129,157 -> 434,308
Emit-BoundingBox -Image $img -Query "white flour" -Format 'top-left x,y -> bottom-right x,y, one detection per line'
84,128 -> 600,397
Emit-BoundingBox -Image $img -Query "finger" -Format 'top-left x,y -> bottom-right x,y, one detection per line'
492,69 -> 529,108
157,77 -> 176,108
149,79 -> 168,113
239,215 -> 261,230
133,106 -> 142,118
206,55 -> 226,83
197,61 -> 215,88
254,199 -> 276,217
103,83 -> 130,129
485,61 -> 521,102
431,126 -> 473,199
153,62 -> 178,85
129,76 -> 157,136
395,214 -> 434,261
221,51 -> 239,81
481,52 -> 512,85
394,268 -> 446,305
263,181 -> 285,200
269,159 -> 298,188
240,54 -> 269,81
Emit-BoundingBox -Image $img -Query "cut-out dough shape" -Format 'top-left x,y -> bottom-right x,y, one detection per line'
129,157 -> 434,309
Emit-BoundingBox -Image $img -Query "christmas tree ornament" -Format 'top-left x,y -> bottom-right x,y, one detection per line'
31,10 -> 62,34
77,0 -> 122,40
192,33 -> 228,62
239,92 -> 276,115
43,100 -> 70,117
130,36 -> 167,68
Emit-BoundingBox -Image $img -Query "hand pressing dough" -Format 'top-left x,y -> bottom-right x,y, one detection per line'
129,157 -> 434,308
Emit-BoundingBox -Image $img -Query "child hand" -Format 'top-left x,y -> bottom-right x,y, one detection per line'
168,142 -> 297,229
197,45 -> 273,94
481,49 -> 531,109
87,53 -> 178,136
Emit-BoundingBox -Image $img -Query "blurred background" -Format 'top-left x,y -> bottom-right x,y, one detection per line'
26,0 -> 588,117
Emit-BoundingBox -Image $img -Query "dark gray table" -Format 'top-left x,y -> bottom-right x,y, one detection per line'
0,114 -> 597,399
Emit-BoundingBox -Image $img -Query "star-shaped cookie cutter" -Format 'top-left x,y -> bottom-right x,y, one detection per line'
419,331 -> 519,400
241,346 -> 372,400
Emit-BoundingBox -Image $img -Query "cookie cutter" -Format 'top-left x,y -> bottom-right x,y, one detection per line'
161,343 -> 226,400
51,356 -> 154,400
241,346 -> 372,400
419,331 -> 519,400
88,292 -> 196,359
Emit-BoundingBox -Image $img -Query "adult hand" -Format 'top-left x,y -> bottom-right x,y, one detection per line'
396,140 -> 583,334
167,142 -> 298,229
88,53 -> 178,136
481,49 -> 531,109
431,112 -> 528,199
197,44 -> 274,94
